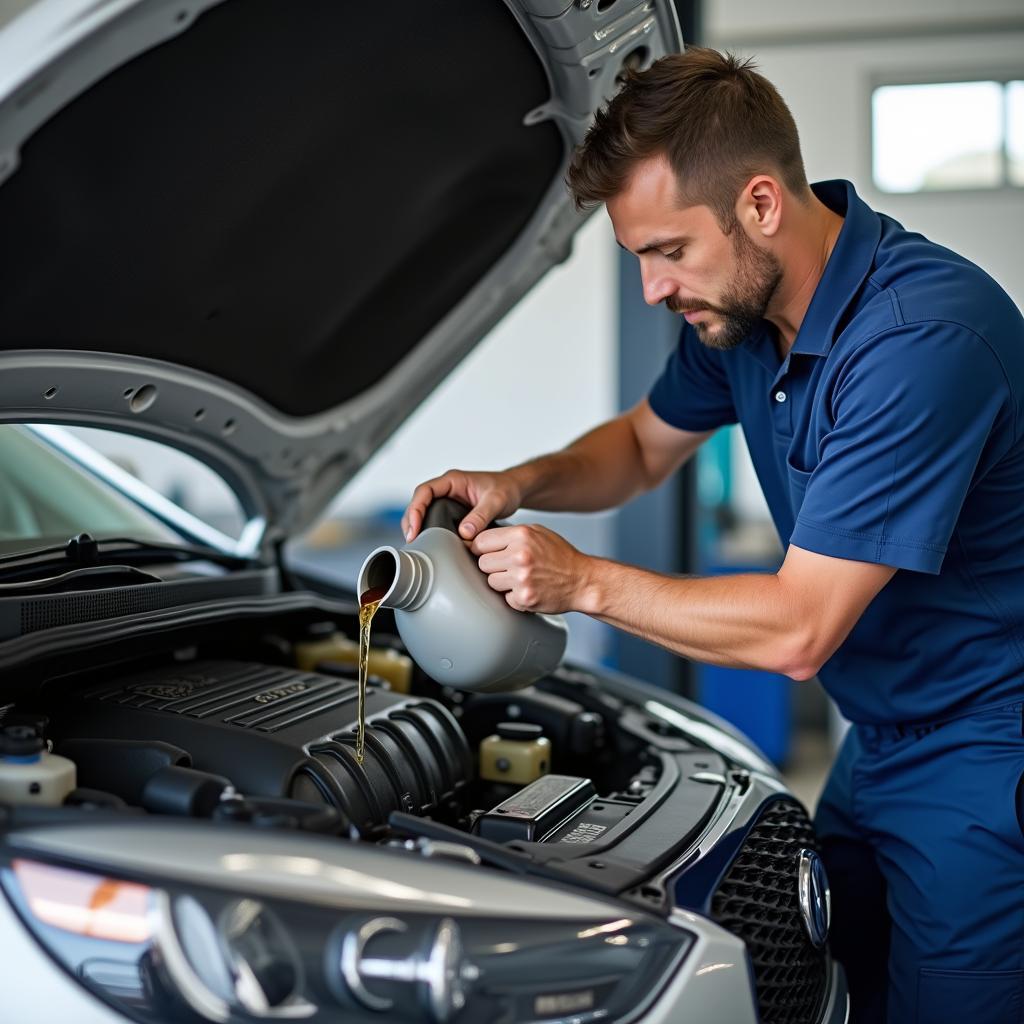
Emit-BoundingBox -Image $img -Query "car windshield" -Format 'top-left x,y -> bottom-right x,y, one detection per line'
0,425 -> 181,556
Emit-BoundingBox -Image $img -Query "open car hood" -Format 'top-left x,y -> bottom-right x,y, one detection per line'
0,0 -> 682,555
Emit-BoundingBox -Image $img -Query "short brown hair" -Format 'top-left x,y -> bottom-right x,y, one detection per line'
566,47 -> 809,229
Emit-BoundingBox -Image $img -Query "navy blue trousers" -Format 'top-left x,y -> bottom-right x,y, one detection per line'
815,700 -> 1024,1023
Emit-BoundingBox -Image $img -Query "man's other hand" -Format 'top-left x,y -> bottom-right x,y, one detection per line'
471,524 -> 589,614
402,469 -> 524,543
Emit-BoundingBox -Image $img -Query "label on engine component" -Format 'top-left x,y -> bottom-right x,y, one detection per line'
557,822 -> 607,844
253,682 -> 309,704
132,682 -> 197,700
497,775 -> 588,818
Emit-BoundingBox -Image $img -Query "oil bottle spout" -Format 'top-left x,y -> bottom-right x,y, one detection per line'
357,545 -> 433,612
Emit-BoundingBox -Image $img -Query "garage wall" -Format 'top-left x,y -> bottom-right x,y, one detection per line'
705,0 -> 1024,42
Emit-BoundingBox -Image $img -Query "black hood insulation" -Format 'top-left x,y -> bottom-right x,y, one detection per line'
0,0 -> 562,416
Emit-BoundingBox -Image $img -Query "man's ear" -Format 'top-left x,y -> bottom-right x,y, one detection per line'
736,175 -> 783,239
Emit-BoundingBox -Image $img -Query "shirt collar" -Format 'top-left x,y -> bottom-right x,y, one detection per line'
789,179 -> 882,357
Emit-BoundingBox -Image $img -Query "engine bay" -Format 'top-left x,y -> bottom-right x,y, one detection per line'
0,611 -> 737,909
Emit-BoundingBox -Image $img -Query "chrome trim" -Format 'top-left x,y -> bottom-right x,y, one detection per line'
151,891 -> 231,1023
420,918 -> 476,1023
340,916 -> 477,1022
797,848 -> 832,949
819,960 -> 851,1024
341,916 -> 406,1012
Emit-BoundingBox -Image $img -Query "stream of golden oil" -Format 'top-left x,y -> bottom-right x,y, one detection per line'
356,586 -> 388,765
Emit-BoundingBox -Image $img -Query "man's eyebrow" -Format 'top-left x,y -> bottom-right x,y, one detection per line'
615,236 -> 690,255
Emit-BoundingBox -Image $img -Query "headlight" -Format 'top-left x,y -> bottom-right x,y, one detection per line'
3,856 -> 691,1023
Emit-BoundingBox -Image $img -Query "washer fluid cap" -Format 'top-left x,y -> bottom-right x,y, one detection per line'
0,725 -> 44,758
496,722 -> 543,741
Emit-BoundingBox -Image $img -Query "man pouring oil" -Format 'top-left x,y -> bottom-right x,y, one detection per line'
402,48 -> 1024,1024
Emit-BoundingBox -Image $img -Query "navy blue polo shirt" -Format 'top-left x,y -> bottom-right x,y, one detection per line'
648,179 -> 1024,725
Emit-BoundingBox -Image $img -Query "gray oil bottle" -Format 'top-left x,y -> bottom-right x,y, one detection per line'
357,499 -> 568,692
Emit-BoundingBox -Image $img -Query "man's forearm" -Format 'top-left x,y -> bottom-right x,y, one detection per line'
506,417 -> 651,513
576,556 -> 820,680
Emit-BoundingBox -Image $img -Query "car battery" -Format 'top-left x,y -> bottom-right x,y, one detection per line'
475,774 -> 634,845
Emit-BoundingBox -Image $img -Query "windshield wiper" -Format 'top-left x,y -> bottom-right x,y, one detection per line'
0,564 -> 162,595
0,533 -> 254,577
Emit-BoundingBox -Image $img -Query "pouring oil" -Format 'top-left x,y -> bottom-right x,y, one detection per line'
356,586 -> 388,764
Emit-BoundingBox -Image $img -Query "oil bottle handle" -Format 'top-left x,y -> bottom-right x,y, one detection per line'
421,497 -> 473,535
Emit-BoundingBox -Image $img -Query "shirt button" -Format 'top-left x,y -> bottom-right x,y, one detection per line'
774,391 -> 787,403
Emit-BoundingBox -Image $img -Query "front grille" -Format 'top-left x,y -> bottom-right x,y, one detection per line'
711,799 -> 827,1024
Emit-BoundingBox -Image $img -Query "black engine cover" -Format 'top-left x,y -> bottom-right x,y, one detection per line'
52,660 -> 472,831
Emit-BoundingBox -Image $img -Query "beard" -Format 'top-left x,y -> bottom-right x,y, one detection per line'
667,229 -> 783,351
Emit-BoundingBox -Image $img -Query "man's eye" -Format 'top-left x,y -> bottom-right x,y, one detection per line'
662,248 -> 683,261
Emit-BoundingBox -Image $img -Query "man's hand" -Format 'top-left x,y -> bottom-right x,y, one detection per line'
471,524 -> 590,614
401,402 -> 712,543
402,469 -> 524,543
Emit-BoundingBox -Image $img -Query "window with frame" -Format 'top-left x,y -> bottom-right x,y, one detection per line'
872,78 -> 1024,193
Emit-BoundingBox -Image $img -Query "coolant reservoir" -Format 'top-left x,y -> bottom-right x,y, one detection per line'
479,722 -> 551,784
356,499 -> 568,692
0,726 -> 76,806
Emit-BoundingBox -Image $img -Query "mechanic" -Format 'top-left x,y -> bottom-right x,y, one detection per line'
402,48 -> 1024,1022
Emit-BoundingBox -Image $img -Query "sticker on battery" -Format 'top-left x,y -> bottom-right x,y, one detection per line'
558,822 -> 607,844
497,775 -> 588,818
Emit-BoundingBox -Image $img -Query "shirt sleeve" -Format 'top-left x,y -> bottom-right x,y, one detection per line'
647,325 -> 738,431
790,321 -> 1015,574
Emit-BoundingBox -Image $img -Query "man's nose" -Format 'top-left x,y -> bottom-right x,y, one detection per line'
641,267 -> 676,307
